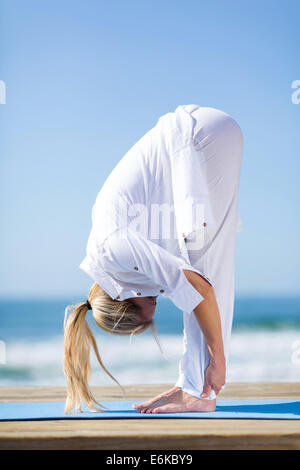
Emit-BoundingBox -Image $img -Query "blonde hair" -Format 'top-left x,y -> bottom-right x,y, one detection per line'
63,282 -> 162,414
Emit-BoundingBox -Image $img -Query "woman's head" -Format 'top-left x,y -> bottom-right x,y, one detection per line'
63,282 -> 161,414
128,295 -> 157,323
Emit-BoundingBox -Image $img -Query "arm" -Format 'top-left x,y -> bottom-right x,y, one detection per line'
183,269 -> 226,397
101,228 -> 226,396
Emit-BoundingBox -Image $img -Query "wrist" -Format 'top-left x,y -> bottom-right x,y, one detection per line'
208,347 -> 225,365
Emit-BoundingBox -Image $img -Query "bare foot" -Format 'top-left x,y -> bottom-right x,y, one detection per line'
135,388 -> 216,413
132,386 -> 180,412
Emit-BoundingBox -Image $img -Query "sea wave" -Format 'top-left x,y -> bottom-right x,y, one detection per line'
0,329 -> 300,386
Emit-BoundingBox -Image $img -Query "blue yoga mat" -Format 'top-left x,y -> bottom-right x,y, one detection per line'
1,400 -> 300,421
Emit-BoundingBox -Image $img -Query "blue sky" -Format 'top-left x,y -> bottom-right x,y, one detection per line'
0,0 -> 299,298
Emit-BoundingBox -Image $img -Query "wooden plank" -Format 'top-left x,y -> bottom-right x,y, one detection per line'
0,383 -> 300,450
1,382 -> 300,401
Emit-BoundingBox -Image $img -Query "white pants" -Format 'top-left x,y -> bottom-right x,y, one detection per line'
174,107 -> 243,400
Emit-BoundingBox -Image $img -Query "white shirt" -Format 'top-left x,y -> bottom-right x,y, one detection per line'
80,104 -> 243,314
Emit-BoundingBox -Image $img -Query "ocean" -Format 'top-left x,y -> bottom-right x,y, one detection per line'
0,296 -> 300,387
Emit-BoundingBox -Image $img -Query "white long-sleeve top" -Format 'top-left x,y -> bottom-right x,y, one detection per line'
80,104 -> 243,313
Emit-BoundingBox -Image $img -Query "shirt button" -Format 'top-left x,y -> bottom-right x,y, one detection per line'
182,233 -> 186,238
136,292 -> 141,296
160,289 -> 164,293
134,266 -> 139,270
203,222 -> 207,227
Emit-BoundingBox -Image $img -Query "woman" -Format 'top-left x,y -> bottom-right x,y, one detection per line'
63,104 -> 244,414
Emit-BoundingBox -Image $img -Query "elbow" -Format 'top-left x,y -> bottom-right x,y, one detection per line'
183,269 -> 215,300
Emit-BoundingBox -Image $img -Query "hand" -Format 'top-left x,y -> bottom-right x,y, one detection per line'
201,356 -> 226,398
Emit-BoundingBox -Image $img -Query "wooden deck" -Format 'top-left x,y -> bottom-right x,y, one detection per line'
0,383 -> 300,450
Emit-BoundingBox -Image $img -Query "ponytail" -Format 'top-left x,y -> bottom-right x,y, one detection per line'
63,299 -> 126,414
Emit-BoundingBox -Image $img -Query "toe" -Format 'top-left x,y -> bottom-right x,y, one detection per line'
138,404 -> 148,411
135,402 -> 147,409
137,401 -> 150,409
